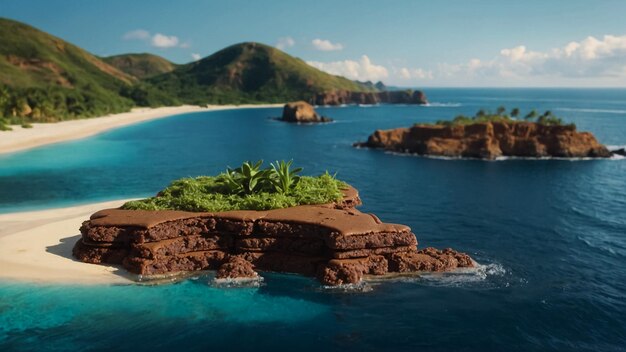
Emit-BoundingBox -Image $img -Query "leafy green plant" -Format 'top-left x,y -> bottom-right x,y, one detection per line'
221,160 -> 275,194
122,161 -> 348,212
270,160 -> 302,193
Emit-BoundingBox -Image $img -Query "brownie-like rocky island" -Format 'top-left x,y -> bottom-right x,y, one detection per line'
74,161 -> 474,286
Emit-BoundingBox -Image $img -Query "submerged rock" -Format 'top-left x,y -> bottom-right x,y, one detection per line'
355,121 -> 611,159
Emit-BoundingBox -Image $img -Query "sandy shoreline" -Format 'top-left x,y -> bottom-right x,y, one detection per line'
0,199 -> 136,285
0,104 -> 282,155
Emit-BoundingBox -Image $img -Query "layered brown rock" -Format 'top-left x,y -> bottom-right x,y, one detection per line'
356,121 -> 611,159
312,89 -> 428,106
73,186 -> 474,285
216,256 -> 258,279
280,101 -> 332,123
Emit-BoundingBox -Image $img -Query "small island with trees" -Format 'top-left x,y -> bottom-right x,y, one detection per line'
73,160 -> 474,286
355,107 -> 615,160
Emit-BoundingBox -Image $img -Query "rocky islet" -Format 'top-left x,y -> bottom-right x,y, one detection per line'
73,186 -> 474,286
356,121 -> 612,159
279,101 -> 332,123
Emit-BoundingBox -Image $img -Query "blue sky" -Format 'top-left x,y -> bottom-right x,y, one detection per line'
2,0 -> 626,87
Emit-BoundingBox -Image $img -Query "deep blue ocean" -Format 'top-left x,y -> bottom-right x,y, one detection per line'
1,88 -> 625,351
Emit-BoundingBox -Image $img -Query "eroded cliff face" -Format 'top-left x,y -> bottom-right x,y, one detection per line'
312,90 -> 428,106
357,122 -> 611,159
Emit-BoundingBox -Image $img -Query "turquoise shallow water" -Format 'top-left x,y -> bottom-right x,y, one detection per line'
1,88 -> 625,351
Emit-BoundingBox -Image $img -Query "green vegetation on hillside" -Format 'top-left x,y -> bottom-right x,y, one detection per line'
433,106 -> 573,127
123,160 -> 348,212
0,18 -> 381,130
147,42 -> 375,105
102,53 -> 177,79
0,18 -> 138,124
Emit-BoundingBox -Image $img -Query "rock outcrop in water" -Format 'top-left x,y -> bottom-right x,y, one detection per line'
312,89 -> 428,106
280,101 -> 332,123
611,148 -> 626,157
73,187 -> 474,286
355,121 -> 612,159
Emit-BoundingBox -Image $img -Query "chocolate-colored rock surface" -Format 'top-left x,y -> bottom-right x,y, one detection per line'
73,186 -> 474,285
312,89 -> 428,106
280,101 -> 332,123
356,121 -> 611,159
216,256 -> 258,279
388,248 -> 474,272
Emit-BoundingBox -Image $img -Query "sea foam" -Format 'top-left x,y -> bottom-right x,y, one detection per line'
555,107 -> 626,114
424,102 -> 462,107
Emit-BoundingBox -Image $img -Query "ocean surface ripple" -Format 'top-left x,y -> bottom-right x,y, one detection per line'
1,88 -> 625,351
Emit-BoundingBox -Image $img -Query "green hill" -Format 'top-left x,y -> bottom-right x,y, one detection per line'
0,18 -> 385,128
147,42 -> 375,104
103,53 -> 177,79
0,17 -> 140,124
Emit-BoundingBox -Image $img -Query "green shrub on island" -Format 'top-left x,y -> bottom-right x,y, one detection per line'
122,161 -> 349,212
0,84 -> 134,124
0,118 -> 12,131
433,107 -> 574,128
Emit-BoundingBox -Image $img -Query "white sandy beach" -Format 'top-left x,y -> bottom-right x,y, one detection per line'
0,104 -> 282,155
0,199 -> 137,284
0,104 -> 283,284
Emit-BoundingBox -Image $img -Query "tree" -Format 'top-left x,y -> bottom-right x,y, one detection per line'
510,108 -> 520,118
496,106 -> 507,115
537,115 -> 547,125
0,86 -> 9,117
476,109 -> 487,117
524,109 -> 538,121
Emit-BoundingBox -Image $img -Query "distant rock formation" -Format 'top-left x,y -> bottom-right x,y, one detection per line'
280,101 -> 332,123
312,89 -> 428,106
610,148 -> 626,157
355,121 -> 612,159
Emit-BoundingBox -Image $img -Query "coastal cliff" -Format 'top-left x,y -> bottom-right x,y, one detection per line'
312,89 -> 427,106
356,121 -> 611,159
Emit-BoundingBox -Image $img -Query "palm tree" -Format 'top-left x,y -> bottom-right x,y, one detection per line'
496,106 -> 507,115
524,109 -> 538,121
510,108 -> 520,118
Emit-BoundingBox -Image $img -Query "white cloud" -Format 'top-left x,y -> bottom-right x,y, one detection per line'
276,37 -> 295,50
307,55 -> 388,81
435,34 -> 626,85
151,33 -> 179,48
122,29 -> 150,40
122,29 -> 188,49
397,67 -> 433,80
312,38 -> 344,51
191,53 -> 201,61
